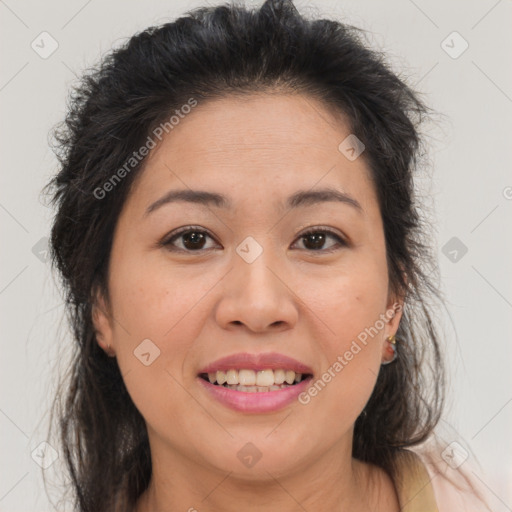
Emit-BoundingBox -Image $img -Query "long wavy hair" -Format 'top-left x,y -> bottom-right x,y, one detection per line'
44,0 -> 457,510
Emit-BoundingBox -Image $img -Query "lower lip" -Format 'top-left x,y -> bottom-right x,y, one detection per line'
197,376 -> 313,413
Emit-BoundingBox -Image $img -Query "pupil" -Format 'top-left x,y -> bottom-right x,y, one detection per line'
182,232 -> 326,250
183,232 -> 205,249
305,233 -> 325,250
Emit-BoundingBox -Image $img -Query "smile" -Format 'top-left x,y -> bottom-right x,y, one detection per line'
196,352 -> 314,413
199,368 -> 312,392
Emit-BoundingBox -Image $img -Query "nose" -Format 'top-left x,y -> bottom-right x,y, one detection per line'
214,245 -> 299,334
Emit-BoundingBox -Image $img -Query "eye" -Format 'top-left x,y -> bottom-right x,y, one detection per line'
160,226 -> 347,254
161,226 -> 219,253
292,227 -> 347,252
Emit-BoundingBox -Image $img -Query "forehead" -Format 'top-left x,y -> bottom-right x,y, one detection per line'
150,93 -> 353,163
127,93 -> 378,218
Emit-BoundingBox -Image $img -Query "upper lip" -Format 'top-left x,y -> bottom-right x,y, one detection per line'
198,352 -> 313,375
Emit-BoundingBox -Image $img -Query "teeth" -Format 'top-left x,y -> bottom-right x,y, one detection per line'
239,369 -> 256,386
239,385 -> 258,392
274,369 -> 285,385
256,369 -> 274,387
285,370 -> 295,384
225,383 -> 293,392
204,369 -> 308,387
226,369 -> 238,385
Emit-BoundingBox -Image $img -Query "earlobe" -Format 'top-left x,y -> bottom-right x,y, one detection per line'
381,290 -> 405,364
91,289 -> 116,357
381,334 -> 397,365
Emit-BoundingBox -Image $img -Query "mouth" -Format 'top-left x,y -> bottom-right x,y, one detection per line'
196,352 -> 314,412
198,369 -> 313,393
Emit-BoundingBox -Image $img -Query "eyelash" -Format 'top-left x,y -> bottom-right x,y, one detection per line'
160,225 -> 347,254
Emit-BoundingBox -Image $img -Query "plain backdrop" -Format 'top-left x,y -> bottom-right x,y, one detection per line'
1,0 -> 511,510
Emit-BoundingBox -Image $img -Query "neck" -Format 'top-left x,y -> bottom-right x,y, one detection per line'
135,439 -> 398,512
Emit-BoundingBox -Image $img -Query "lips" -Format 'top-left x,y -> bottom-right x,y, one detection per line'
198,352 -> 314,375
196,352 -> 314,413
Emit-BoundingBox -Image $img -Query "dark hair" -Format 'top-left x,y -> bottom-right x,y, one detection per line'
44,0 -> 453,510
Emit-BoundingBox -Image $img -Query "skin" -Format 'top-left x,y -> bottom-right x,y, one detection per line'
93,92 -> 405,512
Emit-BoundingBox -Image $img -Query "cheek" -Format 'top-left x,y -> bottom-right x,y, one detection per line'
108,251 -> 211,343
298,258 -> 387,417
310,256 -> 389,351
107,252 -> 230,405
106,260 -> 209,429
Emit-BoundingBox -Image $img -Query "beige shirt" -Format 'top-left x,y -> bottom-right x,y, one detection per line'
394,450 -> 439,511
394,448 -> 496,512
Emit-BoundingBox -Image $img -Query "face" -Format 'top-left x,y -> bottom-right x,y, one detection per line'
93,92 -> 403,480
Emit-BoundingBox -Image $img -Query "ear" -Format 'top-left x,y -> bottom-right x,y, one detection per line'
384,294 -> 404,337
380,296 -> 404,364
91,286 -> 116,358
381,272 -> 407,362
386,265 -> 408,334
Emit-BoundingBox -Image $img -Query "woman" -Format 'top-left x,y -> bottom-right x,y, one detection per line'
44,0 -> 491,510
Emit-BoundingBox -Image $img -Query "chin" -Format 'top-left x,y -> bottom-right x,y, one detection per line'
200,433 -> 312,479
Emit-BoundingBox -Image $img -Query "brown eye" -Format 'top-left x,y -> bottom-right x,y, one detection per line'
180,231 -> 207,250
163,227 -> 218,252
293,228 -> 347,252
161,226 -> 347,254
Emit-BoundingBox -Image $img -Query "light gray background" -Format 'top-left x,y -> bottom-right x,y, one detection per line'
1,0 -> 511,510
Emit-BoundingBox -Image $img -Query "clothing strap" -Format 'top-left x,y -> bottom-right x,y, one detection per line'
393,449 -> 439,512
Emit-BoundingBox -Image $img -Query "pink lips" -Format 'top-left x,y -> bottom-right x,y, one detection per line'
197,352 -> 313,414
197,376 -> 312,413
198,352 -> 313,374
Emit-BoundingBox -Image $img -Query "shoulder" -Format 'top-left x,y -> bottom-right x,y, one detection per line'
352,458 -> 401,511
402,447 -> 493,512
393,449 -> 439,511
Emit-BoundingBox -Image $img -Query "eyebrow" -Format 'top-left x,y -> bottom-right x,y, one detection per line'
144,187 -> 363,216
